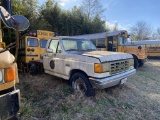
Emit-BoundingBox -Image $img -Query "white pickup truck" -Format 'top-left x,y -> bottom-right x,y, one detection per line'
43,37 -> 136,96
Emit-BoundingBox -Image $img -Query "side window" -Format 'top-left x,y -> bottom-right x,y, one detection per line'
97,38 -> 105,47
48,40 -> 59,53
113,36 -> 117,47
91,39 -> 96,46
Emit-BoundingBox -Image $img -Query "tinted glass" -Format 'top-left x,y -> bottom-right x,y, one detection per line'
62,38 -> 96,51
27,38 -> 38,47
40,40 -> 48,48
49,40 -> 59,53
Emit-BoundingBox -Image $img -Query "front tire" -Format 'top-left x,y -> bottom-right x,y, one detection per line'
70,72 -> 95,97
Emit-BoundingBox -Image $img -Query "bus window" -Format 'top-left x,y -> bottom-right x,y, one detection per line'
27,38 -> 38,47
91,39 -> 96,46
20,38 -> 25,48
119,36 -> 127,45
113,36 -> 117,47
40,40 -> 47,48
97,38 -> 105,47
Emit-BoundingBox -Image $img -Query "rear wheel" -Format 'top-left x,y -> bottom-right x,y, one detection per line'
70,72 -> 95,97
29,63 -> 37,75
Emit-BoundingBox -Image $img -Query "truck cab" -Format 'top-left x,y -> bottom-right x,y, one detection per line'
43,37 -> 136,96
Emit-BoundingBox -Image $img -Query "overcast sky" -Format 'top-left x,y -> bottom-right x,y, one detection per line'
38,0 -> 160,30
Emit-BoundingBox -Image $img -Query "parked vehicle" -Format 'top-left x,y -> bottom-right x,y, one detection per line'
74,30 -> 148,69
18,30 -> 55,72
0,0 -> 29,119
42,36 -> 136,96
127,39 -> 160,57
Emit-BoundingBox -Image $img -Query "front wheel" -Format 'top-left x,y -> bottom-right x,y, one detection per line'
70,72 -> 95,97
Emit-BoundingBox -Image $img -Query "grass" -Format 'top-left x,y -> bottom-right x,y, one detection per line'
17,59 -> 160,120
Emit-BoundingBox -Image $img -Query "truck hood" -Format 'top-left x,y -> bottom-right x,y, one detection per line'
67,51 -> 133,62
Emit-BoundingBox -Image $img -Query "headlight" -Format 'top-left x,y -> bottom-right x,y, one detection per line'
0,70 -> 3,83
102,63 -> 110,72
129,59 -> 134,66
94,63 -> 110,73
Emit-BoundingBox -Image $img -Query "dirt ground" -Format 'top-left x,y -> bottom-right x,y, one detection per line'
17,59 -> 160,120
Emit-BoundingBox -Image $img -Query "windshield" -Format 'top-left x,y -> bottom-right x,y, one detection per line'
119,36 -> 127,45
40,40 -> 47,48
27,38 -> 38,47
62,38 -> 96,51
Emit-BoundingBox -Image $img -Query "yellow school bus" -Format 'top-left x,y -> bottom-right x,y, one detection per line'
18,30 -> 55,70
74,30 -> 147,69
0,0 -> 30,119
128,40 -> 160,57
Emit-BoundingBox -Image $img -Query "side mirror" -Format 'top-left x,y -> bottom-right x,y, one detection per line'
46,48 -> 53,53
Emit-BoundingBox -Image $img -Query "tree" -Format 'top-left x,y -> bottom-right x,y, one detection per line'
12,0 -> 38,29
154,28 -> 160,39
130,21 -> 153,40
91,15 -> 106,33
82,0 -> 105,21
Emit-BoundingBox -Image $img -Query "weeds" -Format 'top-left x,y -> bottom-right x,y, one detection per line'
18,59 -> 160,120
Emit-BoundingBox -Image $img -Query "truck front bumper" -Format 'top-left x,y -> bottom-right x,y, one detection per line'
89,69 -> 136,89
0,90 -> 20,120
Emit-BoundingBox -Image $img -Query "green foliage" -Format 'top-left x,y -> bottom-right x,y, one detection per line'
39,2 -> 107,35
3,0 -> 108,44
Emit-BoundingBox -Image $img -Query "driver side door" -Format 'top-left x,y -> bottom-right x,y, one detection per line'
43,39 -> 64,75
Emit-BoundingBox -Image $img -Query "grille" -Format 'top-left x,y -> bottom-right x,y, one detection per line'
110,60 -> 129,75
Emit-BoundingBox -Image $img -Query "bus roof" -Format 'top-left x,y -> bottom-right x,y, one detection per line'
73,30 -> 127,40
128,40 -> 160,45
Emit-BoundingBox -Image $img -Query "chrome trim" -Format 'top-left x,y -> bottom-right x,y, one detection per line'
109,60 -> 130,75
89,69 -> 136,89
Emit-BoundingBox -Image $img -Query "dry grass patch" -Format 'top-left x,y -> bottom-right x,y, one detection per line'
17,59 -> 160,120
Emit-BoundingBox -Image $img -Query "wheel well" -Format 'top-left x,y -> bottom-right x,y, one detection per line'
69,69 -> 88,80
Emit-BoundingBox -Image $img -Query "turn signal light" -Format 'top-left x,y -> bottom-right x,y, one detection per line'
4,67 -> 15,82
94,63 -> 103,73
